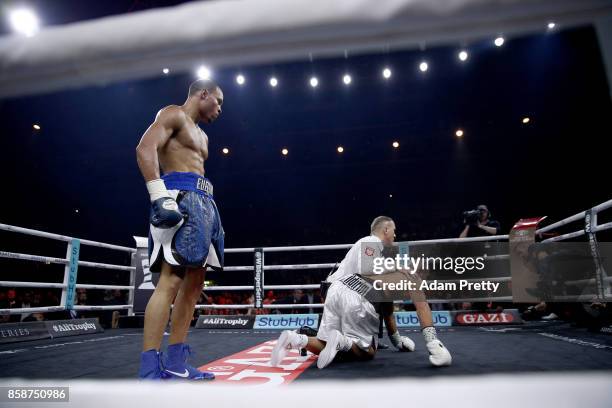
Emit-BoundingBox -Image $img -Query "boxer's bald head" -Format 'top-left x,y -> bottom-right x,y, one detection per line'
187,79 -> 223,124
371,216 -> 396,244
188,79 -> 220,97
371,216 -> 393,234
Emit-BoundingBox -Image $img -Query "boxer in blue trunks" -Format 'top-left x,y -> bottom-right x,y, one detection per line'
136,79 -> 224,380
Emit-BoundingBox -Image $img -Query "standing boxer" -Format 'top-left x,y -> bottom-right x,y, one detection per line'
136,79 -> 225,380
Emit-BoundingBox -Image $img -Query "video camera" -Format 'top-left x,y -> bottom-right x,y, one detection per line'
463,209 -> 482,226
463,205 -> 490,226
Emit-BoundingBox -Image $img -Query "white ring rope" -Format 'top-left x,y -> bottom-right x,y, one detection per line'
542,230 -> 586,243
0,223 -> 135,253
0,251 -> 68,265
72,305 -> 132,311
78,261 -> 135,271
222,263 -> 337,272
0,251 -> 135,270
0,306 -> 65,314
204,284 -> 321,291
225,244 -> 352,254
193,296 -> 518,310
0,281 -> 66,289
537,198 -> 612,234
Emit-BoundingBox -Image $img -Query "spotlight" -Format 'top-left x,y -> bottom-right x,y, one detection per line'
222,147 -> 229,154
392,141 -> 399,148
337,146 -> 344,153
455,129 -> 464,137
458,50 -> 468,61
236,74 -> 245,85
269,77 -> 278,87
309,77 -> 319,88
343,74 -> 352,85
197,66 -> 211,79
162,68 -> 170,75
547,22 -> 556,30
75,209 -> 79,214
419,61 -> 428,72
494,37 -> 505,47
281,148 -> 289,156
9,8 -> 39,37
32,124 -> 41,130
389,194 -> 393,198
382,67 -> 392,79
522,117 -> 530,124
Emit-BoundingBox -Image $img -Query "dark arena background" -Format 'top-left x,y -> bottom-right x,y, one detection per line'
1,1 -> 612,407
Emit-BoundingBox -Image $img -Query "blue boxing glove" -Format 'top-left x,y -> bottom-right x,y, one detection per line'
147,179 -> 184,228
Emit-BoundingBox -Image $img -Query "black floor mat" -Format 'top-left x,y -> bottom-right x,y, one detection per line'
1,322 -> 611,380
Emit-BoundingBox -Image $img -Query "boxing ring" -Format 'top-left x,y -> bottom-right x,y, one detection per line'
1,200 -> 612,386
1,201 -> 612,405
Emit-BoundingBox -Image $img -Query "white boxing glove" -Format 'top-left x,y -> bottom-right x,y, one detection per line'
389,332 -> 415,352
426,339 -> 452,366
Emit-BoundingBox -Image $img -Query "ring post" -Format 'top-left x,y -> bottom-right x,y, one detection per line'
585,208 -> 606,301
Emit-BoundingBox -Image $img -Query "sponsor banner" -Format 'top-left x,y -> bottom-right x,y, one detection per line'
196,315 -> 255,329
201,340 -> 316,386
395,311 -> 452,328
254,248 -> 264,309
598,324 -> 612,335
452,309 -> 523,325
64,239 -> 80,309
254,314 -> 319,330
45,318 -> 104,338
0,321 -> 50,344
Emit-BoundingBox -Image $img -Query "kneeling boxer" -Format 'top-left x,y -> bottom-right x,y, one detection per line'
271,216 -> 451,368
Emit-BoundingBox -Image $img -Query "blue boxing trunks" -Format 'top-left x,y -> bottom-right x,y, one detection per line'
148,172 -> 224,273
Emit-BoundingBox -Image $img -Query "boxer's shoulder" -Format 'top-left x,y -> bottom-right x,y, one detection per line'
356,235 -> 382,245
154,105 -> 189,128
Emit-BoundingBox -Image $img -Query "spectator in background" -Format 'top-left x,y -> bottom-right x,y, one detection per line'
459,204 -> 500,238
245,294 -> 257,316
23,312 -> 45,322
46,290 -> 60,307
7,289 -> 17,309
273,289 -> 308,314
0,291 -> 9,323
193,292 -> 212,317
6,289 -> 20,322
19,291 -> 34,322
71,289 -> 88,319
76,289 -> 88,305
263,291 -> 276,305
303,290 -> 322,314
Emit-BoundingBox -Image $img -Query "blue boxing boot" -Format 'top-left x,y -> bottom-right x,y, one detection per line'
138,349 -> 165,380
162,343 -> 215,380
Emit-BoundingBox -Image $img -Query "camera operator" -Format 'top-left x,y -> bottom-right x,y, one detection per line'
459,204 -> 500,238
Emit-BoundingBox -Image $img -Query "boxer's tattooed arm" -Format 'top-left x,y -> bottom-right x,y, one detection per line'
136,106 -> 185,182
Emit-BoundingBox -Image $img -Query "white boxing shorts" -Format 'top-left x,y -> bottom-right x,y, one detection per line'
316,280 -> 379,350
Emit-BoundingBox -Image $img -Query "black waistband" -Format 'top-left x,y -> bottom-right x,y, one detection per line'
339,274 -> 373,297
